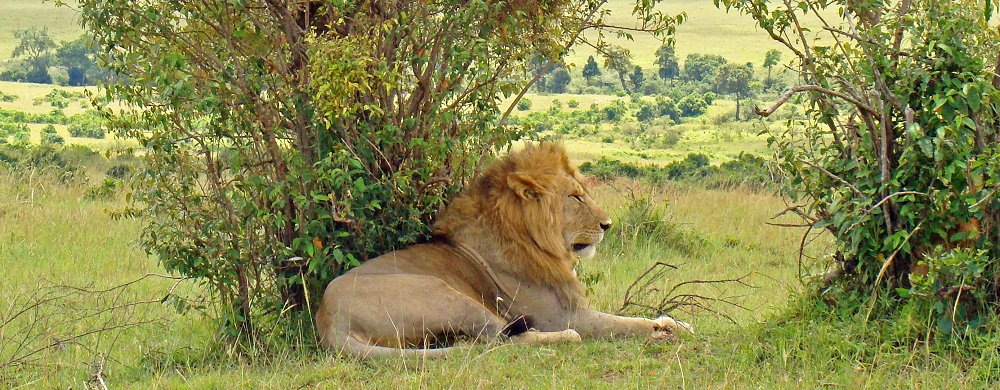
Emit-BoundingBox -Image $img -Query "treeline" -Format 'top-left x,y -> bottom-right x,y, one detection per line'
2,28 -> 107,86
579,153 -> 773,190
533,45 -> 785,121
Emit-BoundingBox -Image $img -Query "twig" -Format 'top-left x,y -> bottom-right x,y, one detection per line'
796,159 -> 866,198
864,222 -> 923,322
618,262 -> 755,325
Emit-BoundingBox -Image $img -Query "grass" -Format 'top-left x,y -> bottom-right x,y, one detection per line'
512,93 -> 771,165
0,0 -> 81,62
566,0 -> 786,69
0,81 -> 92,115
4,161 -> 996,388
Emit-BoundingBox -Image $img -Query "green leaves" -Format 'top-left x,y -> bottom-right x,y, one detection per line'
733,0 -> 1000,337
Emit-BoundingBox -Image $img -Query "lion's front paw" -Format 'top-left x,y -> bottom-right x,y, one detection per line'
653,315 -> 694,334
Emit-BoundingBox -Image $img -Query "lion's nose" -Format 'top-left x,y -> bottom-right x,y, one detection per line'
600,221 -> 612,231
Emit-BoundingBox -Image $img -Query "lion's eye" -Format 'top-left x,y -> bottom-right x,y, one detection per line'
570,194 -> 584,202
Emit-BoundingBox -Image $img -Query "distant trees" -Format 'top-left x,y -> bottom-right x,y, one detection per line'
762,49 -> 781,86
604,49 -> 635,93
56,35 -> 100,86
629,66 -> 645,91
6,29 -> 103,86
655,44 -> 679,79
11,28 -> 55,84
683,53 -> 726,82
714,62 -> 754,119
538,67 -> 571,93
582,55 -> 601,85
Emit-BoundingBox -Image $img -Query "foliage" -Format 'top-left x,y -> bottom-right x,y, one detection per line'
719,0 -> 1000,335
567,99 -> 579,108
655,95 -> 680,120
762,48 -> 781,86
604,48 -> 636,93
33,89 -> 85,109
0,108 -> 67,124
714,62 -> 755,120
517,98 -> 534,111
629,66 -> 645,91
683,53 -> 726,82
655,44 -> 680,79
905,248 -> 995,337
84,177 -> 122,200
11,27 -> 55,84
582,55 -> 602,84
79,0 -> 682,343
0,91 -> 16,103
0,143 -> 82,182
544,68 -> 572,93
677,93 -> 708,117
578,152 -> 771,190
67,110 -> 105,139
55,34 -> 101,86
40,124 -> 63,145
635,102 -> 656,122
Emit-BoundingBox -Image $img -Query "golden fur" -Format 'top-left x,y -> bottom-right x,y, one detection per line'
315,143 -> 692,359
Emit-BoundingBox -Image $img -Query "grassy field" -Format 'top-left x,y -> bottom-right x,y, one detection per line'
3,0 -> 999,388
566,0 -> 786,69
5,165 -> 996,388
0,1 -> 81,62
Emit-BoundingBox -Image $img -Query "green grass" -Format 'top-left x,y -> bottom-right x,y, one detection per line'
566,0 -> 787,69
4,163 -> 995,388
0,1 -> 81,62
0,81 -> 92,115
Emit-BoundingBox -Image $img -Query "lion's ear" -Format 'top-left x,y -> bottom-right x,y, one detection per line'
507,172 -> 544,200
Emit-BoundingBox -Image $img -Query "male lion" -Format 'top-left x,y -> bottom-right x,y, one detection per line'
316,143 -> 693,358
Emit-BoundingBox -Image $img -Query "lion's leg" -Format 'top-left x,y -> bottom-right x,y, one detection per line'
509,329 -> 582,345
569,309 -> 694,339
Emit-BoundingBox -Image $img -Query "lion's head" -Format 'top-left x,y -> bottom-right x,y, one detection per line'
432,143 -> 610,303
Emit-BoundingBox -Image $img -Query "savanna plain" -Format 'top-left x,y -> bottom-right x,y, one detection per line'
1,0 -> 998,388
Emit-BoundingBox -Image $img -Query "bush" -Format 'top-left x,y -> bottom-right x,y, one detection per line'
655,96 -> 679,120
85,178 -> 122,200
567,99 -> 579,108
517,98 -> 533,111
660,130 -> 682,147
678,93 -> 708,117
0,91 -> 16,103
906,248 -> 994,337
106,163 -> 133,179
725,0 -> 1000,341
40,124 -> 65,145
67,111 -> 106,139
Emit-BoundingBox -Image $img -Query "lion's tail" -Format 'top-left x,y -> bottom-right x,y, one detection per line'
328,328 -> 456,359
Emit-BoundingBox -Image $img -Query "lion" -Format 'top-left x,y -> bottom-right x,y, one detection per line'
315,143 -> 693,358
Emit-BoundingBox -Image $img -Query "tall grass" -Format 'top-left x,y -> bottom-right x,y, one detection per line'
3,165 -> 997,387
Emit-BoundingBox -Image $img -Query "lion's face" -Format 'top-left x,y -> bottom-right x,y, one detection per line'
561,175 -> 611,259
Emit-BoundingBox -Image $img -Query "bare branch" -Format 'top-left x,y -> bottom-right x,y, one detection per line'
755,85 -> 879,117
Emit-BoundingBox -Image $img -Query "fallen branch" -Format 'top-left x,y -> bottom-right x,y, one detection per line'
617,262 -> 755,325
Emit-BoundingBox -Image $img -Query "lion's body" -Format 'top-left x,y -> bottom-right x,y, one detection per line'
316,143 -> 692,358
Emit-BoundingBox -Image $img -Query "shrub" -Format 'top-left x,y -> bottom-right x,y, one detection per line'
655,96 -> 679,120
567,99 -> 579,108
67,111 -> 105,139
660,130 -> 682,147
40,124 -> 65,145
723,0 -> 1000,339
85,178 -> 122,200
678,93 -> 708,117
106,163 -> 133,179
517,98 -> 533,111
